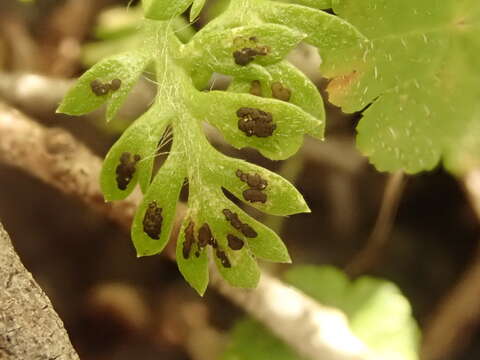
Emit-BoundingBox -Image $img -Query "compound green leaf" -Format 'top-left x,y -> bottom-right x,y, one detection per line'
207,151 -> 310,216
131,152 -> 186,257
58,51 -> 150,122
325,0 -> 480,174
229,60 -> 325,138
100,105 -> 170,200
176,216 -> 210,296
186,23 -> 306,70
261,1 -> 367,73
194,91 -> 321,160
202,200 -> 261,288
212,196 -> 291,263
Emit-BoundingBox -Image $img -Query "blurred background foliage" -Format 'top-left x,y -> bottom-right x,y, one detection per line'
0,0 -> 479,359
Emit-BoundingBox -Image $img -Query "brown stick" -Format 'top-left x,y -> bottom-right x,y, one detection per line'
0,102 -> 376,360
0,222 -> 80,360
421,172 -> 480,360
345,171 -> 406,276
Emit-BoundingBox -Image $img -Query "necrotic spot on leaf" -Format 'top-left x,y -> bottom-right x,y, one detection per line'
232,36 -> 270,66
90,79 -> 109,96
235,170 -> 268,190
222,208 -> 242,230
198,223 -> 213,248
216,249 -> 231,268
227,234 -> 244,250
233,48 -> 257,66
271,81 -> 291,102
142,201 -> 163,240
240,223 -> 257,238
243,189 -> 267,204
183,220 -> 196,259
109,78 -> 122,91
236,107 -> 276,137
115,152 -> 141,190
250,80 -> 263,97
222,209 -> 257,237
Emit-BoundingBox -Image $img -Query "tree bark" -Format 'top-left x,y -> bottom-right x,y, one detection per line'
0,222 -> 80,360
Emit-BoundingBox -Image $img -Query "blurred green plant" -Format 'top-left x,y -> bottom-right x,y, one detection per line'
223,266 -> 420,360
326,0 -> 480,174
58,0 -> 364,294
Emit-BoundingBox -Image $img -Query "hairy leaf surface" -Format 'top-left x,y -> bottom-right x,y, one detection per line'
326,0 -> 480,174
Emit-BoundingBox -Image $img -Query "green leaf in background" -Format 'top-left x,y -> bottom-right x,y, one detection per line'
224,266 -> 420,360
324,0 -> 480,174
223,319 -> 305,360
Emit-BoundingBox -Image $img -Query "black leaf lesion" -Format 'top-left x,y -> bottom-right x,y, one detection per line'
222,208 -> 258,238
183,220 -> 196,259
227,234 -> 244,250
232,36 -> 270,66
116,152 -> 141,190
90,79 -> 122,96
237,107 -> 276,137
235,169 -> 268,204
215,249 -> 231,268
143,201 -> 163,239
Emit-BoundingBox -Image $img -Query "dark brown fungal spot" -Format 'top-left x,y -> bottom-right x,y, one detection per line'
233,48 -> 257,66
109,78 -> 122,91
271,81 -> 291,102
237,107 -> 276,137
222,209 -> 257,237
223,209 -> 240,229
235,170 -> 268,190
232,37 -> 270,66
250,80 -> 263,97
90,79 -> 109,96
222,208 -> 234,220
243,188 -> 267,204
195,251 -> 200,258
209,237 -> 218,248
183,221 -> 196,259
240,223 -> 257,238
198,223 -> 213,248
115,152 -> 141,190
227,234 -> 244,250
216,249 -> 231,268
142,201 -> 163,239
